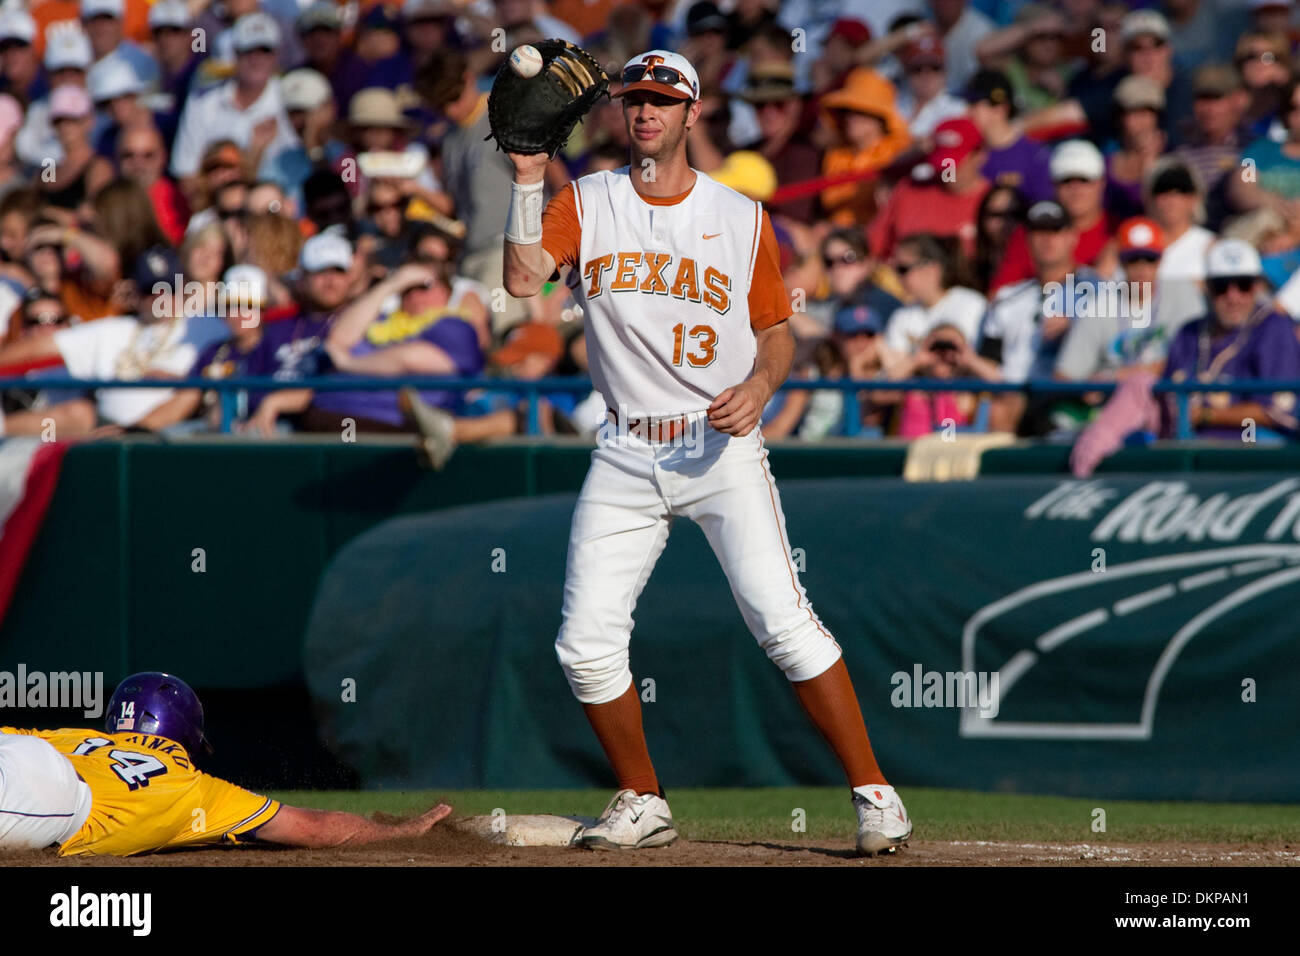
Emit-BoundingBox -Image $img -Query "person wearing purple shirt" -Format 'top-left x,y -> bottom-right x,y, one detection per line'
965,69 -> 1054,204
1162,239 -> 1300,439
239,232 -> 357,435
305,262 -> 484,432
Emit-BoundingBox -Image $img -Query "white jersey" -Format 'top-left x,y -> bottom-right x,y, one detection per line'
53,315 -> 227,426
542,167 -> 791,418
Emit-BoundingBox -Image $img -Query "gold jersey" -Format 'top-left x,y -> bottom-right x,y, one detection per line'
1,727 -> 281,857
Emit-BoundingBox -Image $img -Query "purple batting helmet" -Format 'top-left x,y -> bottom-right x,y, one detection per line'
105,672 -> 213,757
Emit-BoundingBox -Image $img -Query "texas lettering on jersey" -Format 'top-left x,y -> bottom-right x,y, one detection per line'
582,252 -> 732,315
541,167 -> 791,416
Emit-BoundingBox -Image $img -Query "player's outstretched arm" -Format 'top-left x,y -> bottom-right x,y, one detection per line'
502,151 -> 557,299
254,802 -> 453,848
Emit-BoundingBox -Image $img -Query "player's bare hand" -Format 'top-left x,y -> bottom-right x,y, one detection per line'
708,381 -> 768,436
507,151 -> 549,184
410,803 -> 453,834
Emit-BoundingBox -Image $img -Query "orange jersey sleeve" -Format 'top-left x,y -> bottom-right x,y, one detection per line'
748,210 -> 791,331
541,183 -> 582,270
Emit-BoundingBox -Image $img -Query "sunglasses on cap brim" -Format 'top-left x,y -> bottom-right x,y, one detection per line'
620,63 -> 693,94
1209,276 -> 1256,294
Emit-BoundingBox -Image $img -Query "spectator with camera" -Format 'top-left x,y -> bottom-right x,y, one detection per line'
893,323 -> 1001,438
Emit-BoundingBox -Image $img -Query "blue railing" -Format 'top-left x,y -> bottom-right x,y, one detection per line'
0,375 -> 1292,440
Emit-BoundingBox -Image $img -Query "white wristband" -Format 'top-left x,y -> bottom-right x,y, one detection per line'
505,179 -> 545,245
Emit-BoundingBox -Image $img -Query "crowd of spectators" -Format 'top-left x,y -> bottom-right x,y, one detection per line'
1,0 -> 1300,455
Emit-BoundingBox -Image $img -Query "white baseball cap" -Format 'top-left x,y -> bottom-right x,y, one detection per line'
299,232 -> 353,273
1205,238 -> 1263,280
1121,9 -> 1171,43
1050,139 -> 1104,182
223,264 -> 269,306
44,28 -> 93,71
231,12 -> 281,53
297,0 -> 343,33
88,55 -> 147,103
615,50 -> 700,102
281,68 -> 332,111
81,0 -> 125,20
0,8 -> 37,44
148,0 -> 192,30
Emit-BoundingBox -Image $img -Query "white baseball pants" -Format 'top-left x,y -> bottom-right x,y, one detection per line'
0,733 -> 92,850
556,417 -> 843,705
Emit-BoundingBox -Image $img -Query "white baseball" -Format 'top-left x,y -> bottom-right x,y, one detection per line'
510,44 -> 543,78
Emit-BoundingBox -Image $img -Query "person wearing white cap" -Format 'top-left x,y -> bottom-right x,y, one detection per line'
171,13 -> 300,194
990,139 -> 1116,293
234,231 -> 356,436
262,68 -> 343,208
147,264 -> 274,433
0,7 -> 40,102
402,0 -> 459,68
88,52 -> 151,152
1020,7 -> 1196,149
15,27 -> 93,168
196,0 -> 305,80
81,0 -> 160,92
148,0 -> 201,110
1162,238 -> 1300,437
502,46 -> 915,857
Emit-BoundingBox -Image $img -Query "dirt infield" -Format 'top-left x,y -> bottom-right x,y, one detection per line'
5,826 -> 1297,867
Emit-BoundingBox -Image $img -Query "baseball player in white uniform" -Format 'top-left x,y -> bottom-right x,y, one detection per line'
502,50 -> 911,855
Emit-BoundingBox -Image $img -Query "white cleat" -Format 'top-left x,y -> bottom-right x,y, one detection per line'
577,789 -> 678,850
853,784 -> 912,856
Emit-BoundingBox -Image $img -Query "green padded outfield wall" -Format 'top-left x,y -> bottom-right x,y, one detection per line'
3,440 -> 1300,798
303,474 -> 1300,801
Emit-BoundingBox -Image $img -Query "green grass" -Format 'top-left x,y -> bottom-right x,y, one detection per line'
268,787 -> 1300,845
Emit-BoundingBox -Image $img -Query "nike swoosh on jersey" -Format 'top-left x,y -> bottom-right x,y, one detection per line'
703,232 -> 722,239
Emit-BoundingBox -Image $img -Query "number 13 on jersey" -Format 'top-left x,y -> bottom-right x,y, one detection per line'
672,322 -> 717,368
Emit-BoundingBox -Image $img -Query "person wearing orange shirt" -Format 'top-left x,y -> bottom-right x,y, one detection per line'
818,68 -> 911,227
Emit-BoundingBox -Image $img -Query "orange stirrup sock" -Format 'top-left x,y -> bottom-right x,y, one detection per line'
792,658 -> 887,788
582,682 -> 662,796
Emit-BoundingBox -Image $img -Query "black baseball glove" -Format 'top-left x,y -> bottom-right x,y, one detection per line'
487,39 -> 610,159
